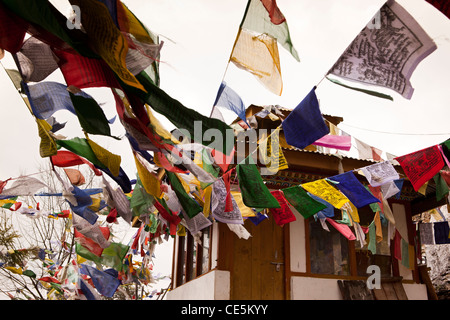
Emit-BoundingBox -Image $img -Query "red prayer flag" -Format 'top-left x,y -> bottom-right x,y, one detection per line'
106,208 -> 118,223
0,179 -> 11,194
260,0 -> 286,25
0,3 -> 28,53
53,48 -> 120,90
74,226 -> 110,257
51,150 -> 102,176
395,145 -> 445,192
153,200 -> 181,226
326,218 -> 356,241
39,276 -> 60,284
269,190 -> 296,226
426,0 -> 450,19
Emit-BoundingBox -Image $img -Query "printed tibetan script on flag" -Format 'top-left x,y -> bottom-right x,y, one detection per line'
328,0 -> 437,99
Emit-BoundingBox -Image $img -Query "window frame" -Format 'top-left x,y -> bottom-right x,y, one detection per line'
174,225 -> 213,288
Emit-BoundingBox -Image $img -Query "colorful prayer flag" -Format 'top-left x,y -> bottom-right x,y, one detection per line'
301,179 -> 349,209
213,81 -> 248,126
269,190 -> 296,226
328,0 -> 437,99
312,134 -> 352,151
326,218 -> 356,241
230,28 -> 283,95
241,0 -> 300,61
79,264 -> 121,298
166,171 -> 203,219
395,145 -> 445,191
229,0 -> 299,95
17,37 -> 59,82
282,185 -> 327,219
329,171 -> 380,208
282,87 -> 329,150
360,161 -> 400,187
27,82 -> 92,120
211,179 -> 244,224
236,158 -> 280,209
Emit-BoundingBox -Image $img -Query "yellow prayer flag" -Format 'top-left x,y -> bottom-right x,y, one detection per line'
145,105 -> 179,144
302,179 -> 349,209
77,255 -> 87,264
258,127 -> 288,174
232,191 -> 256,217
0,199 -> 16,207
36,118 -> 57,157
202,185 -> 212,217
418,181 -> 428,195
5,266 -> 23,275
72,0 -> 145,92
347,201 -> 360,223
230,28 -> 282,96
177,224 -> 186,237
87,137 -> 121,177
374,211 -> 383,243
133,152 -> 162,198
88,196 -> 103,212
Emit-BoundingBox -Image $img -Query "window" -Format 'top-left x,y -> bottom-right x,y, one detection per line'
175,225 -> 212,287
309,218 -> 350,276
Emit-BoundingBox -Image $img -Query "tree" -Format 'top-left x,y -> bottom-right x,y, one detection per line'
0,163 -> 169,300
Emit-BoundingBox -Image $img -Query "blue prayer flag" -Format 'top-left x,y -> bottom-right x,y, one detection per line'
68,186 -> 98,225
329,171 -> 380,208
308,192 -> 334,218
282,87 -> 329,149
213,81 -> 249,126
80,264 -> 121,298
26,81 -> 92,119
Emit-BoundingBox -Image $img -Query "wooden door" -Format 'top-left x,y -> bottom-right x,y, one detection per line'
218,215 -> 286,300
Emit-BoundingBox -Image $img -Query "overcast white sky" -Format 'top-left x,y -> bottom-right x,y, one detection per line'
0,0 -> 449,287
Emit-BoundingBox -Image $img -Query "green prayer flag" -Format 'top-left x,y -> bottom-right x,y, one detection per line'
122,71 -> 235,155
130,177 -> 155,217
76,242 -> 129,271
282,185 -> 327,219
166,171 -> 203,219
433,172 -> 449,201
56,137 -> 104,169
241,0 -> 300,61
70,93 -> 116,139
236,157 -> 280,209
22,269 -> 36,278
100,242 -> 129,271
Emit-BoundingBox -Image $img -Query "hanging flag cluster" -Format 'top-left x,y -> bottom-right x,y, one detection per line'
0,0 -> 448,300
